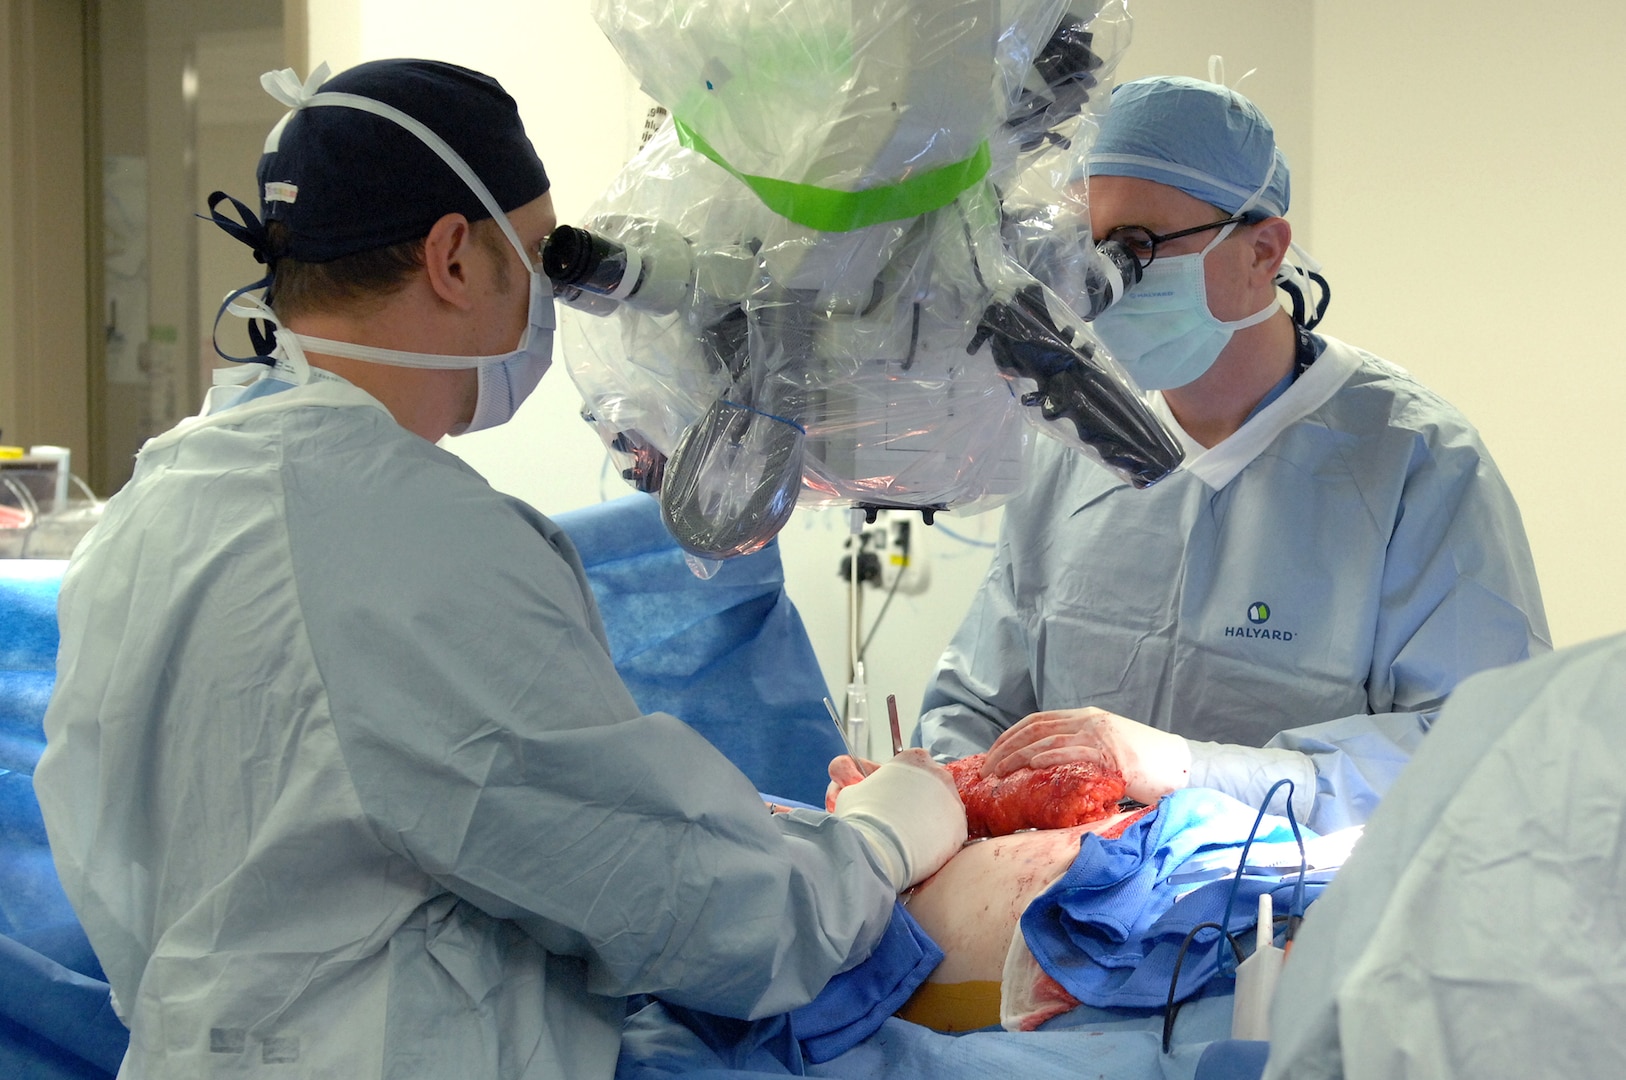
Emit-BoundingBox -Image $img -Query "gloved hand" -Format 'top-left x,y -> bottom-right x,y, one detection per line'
981,707 -> 1191,804
825,753 -> 880,812
832,748 -> 968,892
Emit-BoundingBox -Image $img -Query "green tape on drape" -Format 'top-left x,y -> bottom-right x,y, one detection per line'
674,119 -> 990,233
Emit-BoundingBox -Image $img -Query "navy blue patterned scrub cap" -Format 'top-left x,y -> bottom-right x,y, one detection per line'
257,58 -> 550,263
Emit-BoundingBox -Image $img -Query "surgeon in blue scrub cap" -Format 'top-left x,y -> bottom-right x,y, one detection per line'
917,76 -> 1551,833
36,58 -> 965,1080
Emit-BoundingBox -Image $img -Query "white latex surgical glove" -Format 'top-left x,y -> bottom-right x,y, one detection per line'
832,748 -> 968,892
825,753 -> 880,812
981,707 -> 1192,804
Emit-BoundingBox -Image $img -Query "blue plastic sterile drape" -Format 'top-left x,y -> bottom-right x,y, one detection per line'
2,560 -> 126,1078
552,495 -> 842,806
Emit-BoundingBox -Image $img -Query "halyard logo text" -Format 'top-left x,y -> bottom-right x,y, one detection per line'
1227,601 -> 1294,641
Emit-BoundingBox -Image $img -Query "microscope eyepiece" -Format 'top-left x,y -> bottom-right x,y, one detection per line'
542,225 -> 628,290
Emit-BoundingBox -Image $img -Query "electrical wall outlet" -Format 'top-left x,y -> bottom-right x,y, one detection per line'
880,541 -> 930,595
865,517 -> 930,595
836,513 -> 931,595
836,525 -> 885,586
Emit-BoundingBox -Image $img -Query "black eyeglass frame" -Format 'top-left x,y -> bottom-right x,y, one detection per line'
1103,214 -> 1252,270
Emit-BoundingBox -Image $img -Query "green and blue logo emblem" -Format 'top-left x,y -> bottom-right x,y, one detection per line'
1226,600 -> 1294,642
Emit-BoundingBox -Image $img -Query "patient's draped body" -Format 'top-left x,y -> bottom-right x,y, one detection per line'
898,791 -> 1150,1031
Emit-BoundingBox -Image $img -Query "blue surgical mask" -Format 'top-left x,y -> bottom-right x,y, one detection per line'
1089,224 -> 1278,391
1090,153 -> 1284,391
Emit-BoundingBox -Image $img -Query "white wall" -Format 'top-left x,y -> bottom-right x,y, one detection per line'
1112,2 -> 1314,244
1310,0 -> 1626,648
305,0 -> 1626,750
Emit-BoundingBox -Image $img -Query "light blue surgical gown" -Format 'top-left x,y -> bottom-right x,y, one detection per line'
918,335 -> 1549,831
1263,633 -> 1626,1080
34,377 -> 897,1080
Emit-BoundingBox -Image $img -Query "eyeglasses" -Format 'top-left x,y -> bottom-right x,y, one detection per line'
1103,215 -> 1250,270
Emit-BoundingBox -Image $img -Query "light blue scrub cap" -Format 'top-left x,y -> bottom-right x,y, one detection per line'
1087,76 -> 1291,219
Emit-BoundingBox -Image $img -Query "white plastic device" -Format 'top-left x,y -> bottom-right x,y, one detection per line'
845,659 -> 871,761
1230,891 -> 1285,1040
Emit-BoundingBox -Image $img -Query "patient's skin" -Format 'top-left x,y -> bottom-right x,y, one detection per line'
905,809 -> 1148,984
820,754 -> 1150,1029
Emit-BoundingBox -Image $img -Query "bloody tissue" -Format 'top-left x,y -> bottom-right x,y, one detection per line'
946,753 -> 1126,839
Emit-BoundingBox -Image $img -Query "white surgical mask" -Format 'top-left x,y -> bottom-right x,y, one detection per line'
255,66 -> 556,433
279,269 -> 555,434
1091,158 -> 1282,391
464,274 -> 554,433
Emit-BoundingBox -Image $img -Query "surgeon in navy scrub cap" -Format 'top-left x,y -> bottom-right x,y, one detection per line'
36,57 -> 966,1080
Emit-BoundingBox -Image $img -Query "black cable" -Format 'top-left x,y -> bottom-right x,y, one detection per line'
1163,784 -> 1313,1053
1280,267 -> 1332,331
1162,921 -> 1243,1053
901,301 -> 922,372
